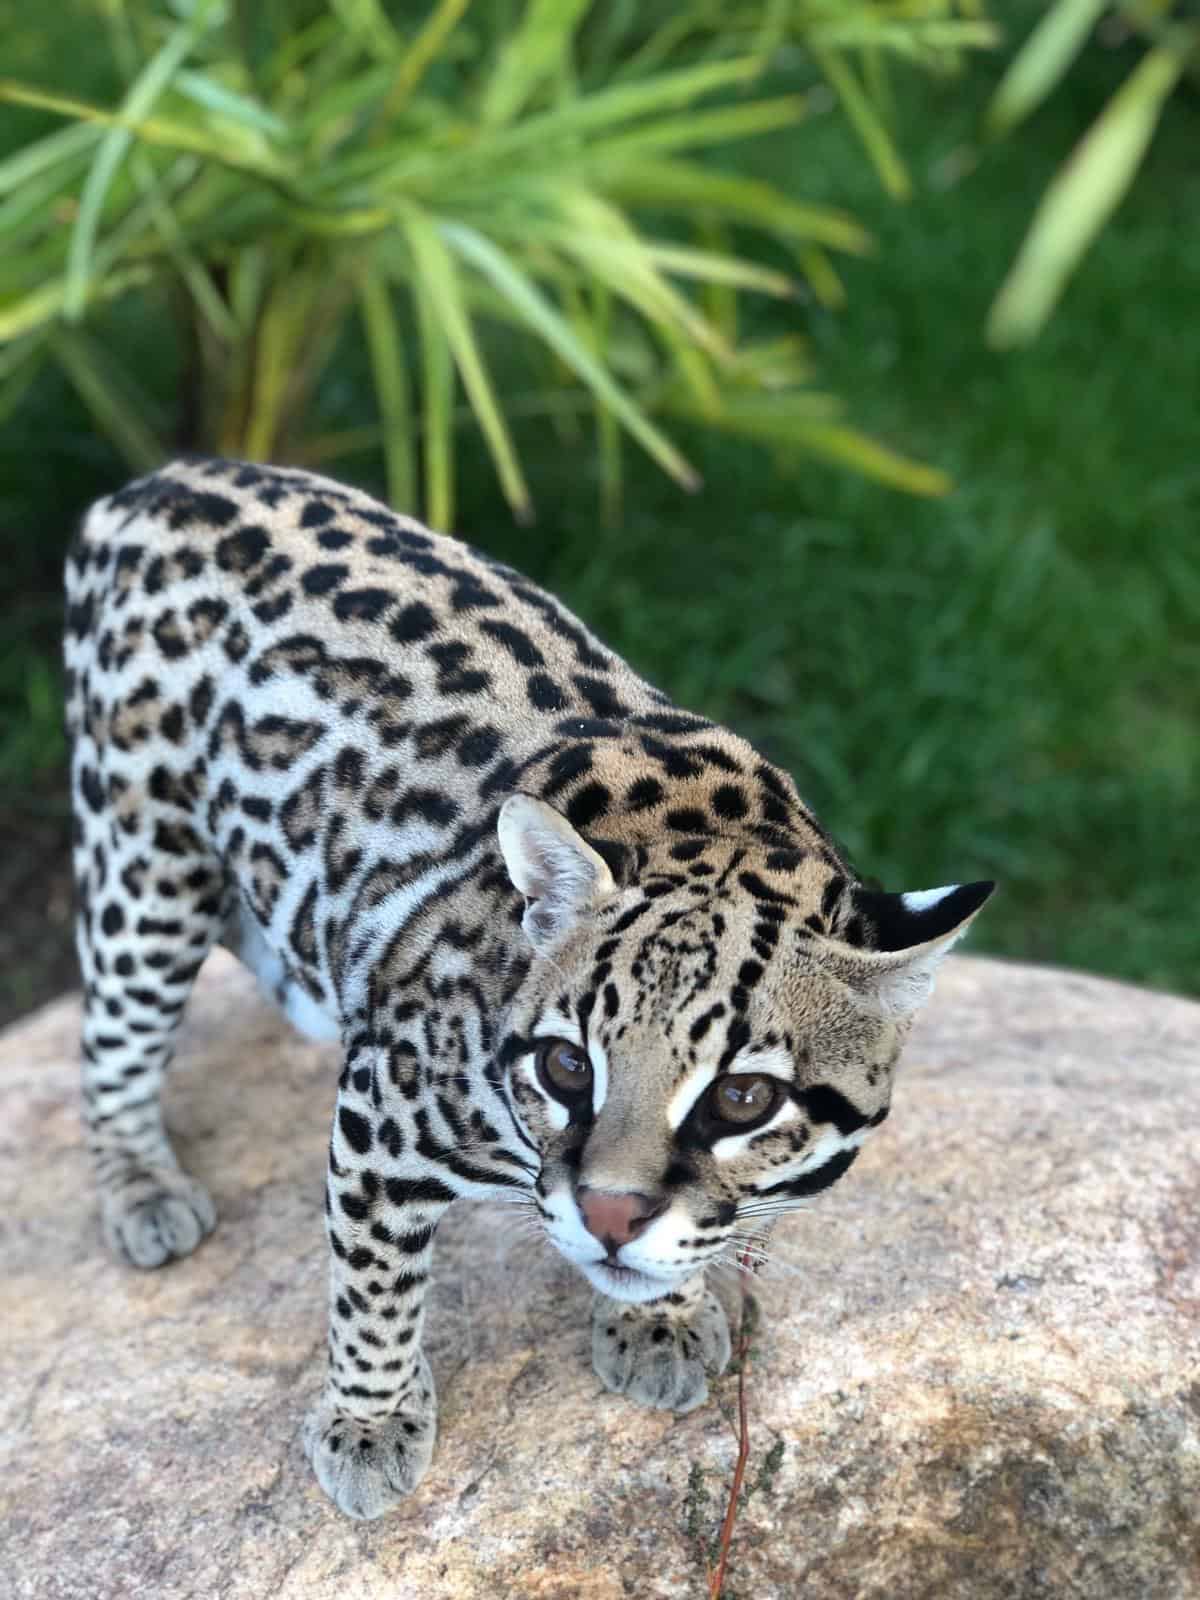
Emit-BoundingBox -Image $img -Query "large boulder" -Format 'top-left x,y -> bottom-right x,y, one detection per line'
1,952 -> 1196,1600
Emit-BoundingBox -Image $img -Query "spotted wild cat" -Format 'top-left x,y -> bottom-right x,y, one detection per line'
64,458 -> 993,1519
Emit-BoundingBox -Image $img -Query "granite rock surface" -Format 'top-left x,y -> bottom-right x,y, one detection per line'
1,952 -> 1197,1600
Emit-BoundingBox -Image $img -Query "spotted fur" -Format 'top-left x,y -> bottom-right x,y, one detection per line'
64,458 -> 992,1519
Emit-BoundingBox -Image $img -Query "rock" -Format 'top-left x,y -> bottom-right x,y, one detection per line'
0,952 -> 1197,1600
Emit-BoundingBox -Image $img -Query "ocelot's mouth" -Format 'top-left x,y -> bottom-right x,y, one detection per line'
582,1258 -> 673,1303
601,1263 -> 647,1285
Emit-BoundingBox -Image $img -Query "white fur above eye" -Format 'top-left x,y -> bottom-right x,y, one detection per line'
533,1009 -> 582,1046
667,1044 -> 794,1132
590,1035 -> 609,1114
666,1061 -> 718,1131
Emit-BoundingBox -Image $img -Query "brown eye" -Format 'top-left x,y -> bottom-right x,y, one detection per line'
708,1074 -> 780,1129
537,1038 -> 594,1101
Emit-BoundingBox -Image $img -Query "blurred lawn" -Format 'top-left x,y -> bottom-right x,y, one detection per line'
1,17 -> 1197,1006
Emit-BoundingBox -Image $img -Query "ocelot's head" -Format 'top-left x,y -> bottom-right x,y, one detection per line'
497,796 -> 993,1304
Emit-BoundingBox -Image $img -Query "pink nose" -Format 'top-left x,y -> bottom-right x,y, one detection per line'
577,1187 -> 665,1251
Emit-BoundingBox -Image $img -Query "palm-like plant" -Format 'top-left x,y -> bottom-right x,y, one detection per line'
0,0 -> 993,524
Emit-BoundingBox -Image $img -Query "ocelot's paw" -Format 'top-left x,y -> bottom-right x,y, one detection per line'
100,1167 -> 216,1269
592,1287 -> 732,1413
303,1359 -> 437,1521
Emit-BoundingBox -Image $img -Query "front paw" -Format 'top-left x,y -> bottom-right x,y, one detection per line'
303,1360 -> 437,1520
100,1166 -> 216,1269
592,1288 -> 732,1413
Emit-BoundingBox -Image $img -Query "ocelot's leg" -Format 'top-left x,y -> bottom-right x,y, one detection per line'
592,1275 -> 732,1412
73,773 -> 228,1269
303,1074 -> 451,1520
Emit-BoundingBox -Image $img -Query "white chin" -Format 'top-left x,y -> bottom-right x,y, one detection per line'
578,1259 -> 674,1304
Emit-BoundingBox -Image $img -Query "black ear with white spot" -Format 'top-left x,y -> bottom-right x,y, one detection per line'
498,794 -> 616,955
854,881 -> 995,953
825,880 -> 995,1019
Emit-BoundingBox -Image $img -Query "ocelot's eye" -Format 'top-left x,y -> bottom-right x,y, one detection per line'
706,1074 -> 781,1130
536,1038 -> 594,1102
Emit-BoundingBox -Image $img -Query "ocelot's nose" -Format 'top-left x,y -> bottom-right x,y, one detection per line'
577,1187 -> 666,1251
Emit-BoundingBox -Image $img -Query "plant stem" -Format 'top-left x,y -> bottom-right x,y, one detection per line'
708,1266 -> 755,1600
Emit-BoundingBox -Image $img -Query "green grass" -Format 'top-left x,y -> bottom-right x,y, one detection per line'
1,16 -> 1197,997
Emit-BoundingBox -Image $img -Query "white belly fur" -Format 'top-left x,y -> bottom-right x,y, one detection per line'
223,902 -> 340,1043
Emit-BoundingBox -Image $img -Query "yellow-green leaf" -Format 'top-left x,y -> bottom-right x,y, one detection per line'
243,278 -> 310,459
66,0 -> 218,318
442,219 -> 699,491
583,93 -> 812,166
0,121 -> 100,197
125,152 -> 237,342
174,69 -> 292,139
403,209 -> 532,521
641,244 -> 796,300
601,158 -> 872,255
811,46 -> 911,201
388,57 -> 763,187
378,0 -> 474,123
987,46 -> 1187,348
985,0 -> 1110,137
410,256 -> 456,529
0,264 -> 152,342
0,80 -> 294,182
482,0 -> 592,127
358,271 -> 416,511
788,422 -> 950,495
329,0 -> 401,61
796,245 -> 846,310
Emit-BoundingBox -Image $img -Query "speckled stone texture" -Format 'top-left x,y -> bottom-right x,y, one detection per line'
1,952 -> 1197,1600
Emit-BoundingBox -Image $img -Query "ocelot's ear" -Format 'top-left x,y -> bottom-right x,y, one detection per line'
821,881 -> 995,1020
498,795 -> 617,955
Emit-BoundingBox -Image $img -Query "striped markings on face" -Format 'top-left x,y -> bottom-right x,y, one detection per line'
762,1122 -> 868,1188
524,1019 -> 870,1192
